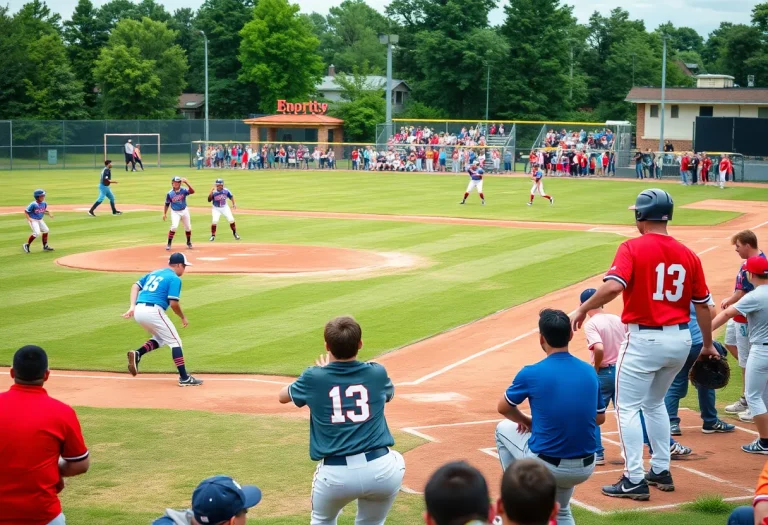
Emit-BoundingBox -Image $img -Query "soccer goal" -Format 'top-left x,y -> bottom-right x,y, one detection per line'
104,133 -> 161,167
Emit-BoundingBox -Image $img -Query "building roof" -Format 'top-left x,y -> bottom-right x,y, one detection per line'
242,114 -> 345,126
316,75 -> 410,93
626,87 -> 768,105
178,93 -> 205,109
695,74 -> 735,79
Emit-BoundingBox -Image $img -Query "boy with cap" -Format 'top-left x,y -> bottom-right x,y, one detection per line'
152,475 -> 261,525
712,255 -> 768,454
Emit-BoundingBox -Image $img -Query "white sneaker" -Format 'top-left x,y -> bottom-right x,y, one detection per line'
726,398 -> 748,414
739,409 -> 754,423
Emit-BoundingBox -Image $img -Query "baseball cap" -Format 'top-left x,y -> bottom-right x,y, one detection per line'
746,255 -> 768,276
172,176 -> 182,182
169,253 -> 193,266
192,475 -> 262,524
128,139 -> 132,143
580,288 -> 597,304
215,178 -> 224,185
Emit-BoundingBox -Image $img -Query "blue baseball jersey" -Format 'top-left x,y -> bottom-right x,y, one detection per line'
165,188 -> 190,211
735,251 -> 767,294
25,201 -> 47,220
468,168 -> 483,181
100,167 -> 112,187
136,268 -> 182,310
289,361 -> 395,461
211,188 -> 233,208
534,169 -> 543,180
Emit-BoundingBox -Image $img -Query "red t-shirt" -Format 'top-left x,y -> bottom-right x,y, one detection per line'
720,159 -> 732,173
681,156 -> 689,170
351,150 -> 359,160
0,385 -> 89,525
604,233 -> 710,326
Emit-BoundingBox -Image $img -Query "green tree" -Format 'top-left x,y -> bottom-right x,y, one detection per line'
63,0 -> 108,112
753,2 -> 768,32
195,0 -> 256,117
398,100 -> 448,119
655,22 -> 704,53
239,0 -> 324,114
0,7 -> 30,118
94,17 -> 188,118
328,71 -> 386,142
14,0 -> 61,36
723,25 -> 765,85
322,0 -> 390,73
24,34 -> 88,119
702,22 -> 735,72
169,7 -> 203,93
97,0 -> 139,29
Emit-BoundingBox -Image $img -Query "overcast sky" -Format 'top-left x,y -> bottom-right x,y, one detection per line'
7,0 -> 758,36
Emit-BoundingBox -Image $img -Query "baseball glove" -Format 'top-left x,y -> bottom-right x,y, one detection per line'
689,341 -> 730,390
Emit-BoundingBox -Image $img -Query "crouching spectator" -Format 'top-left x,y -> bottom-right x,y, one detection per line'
728,459 -> 768,525
152,475 -> 262,525
0,345 -> 91,525
496,459 -> 558,525
424,461 -> 494,525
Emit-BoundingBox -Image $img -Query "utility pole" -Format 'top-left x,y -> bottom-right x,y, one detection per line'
632,54 -> 636,86
485,63 -> 490,121
659,36 -> 668,152
199,30 -> 209,146
380,34 -> 399,128
569,46 -> 574,100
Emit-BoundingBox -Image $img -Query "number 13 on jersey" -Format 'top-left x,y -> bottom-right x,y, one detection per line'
653,263 -> 686,302
330,385 -> 370,423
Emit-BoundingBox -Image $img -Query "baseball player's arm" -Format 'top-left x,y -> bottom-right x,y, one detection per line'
278,385 -> 292,404
229,193 -> 236,209
572,280 -> 624,331
169,300 -> 188,328
163,202 -> 169,221
208,190 -> 214,202
122,283 -> 141,318
711,305 -> 740,332
497,397 -> 532,433
592,343 -> 605,370
694,302 -> 716,359
721,290 -> 745,310
182,178 -> 195,195
498,372 -> 532,432
46,207 -> 54,218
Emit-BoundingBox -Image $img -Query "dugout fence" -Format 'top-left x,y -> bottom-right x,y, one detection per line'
629,151 -> 745,182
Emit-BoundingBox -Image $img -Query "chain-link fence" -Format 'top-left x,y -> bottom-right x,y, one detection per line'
623,152 -> 746,183
0,119 -> 251,170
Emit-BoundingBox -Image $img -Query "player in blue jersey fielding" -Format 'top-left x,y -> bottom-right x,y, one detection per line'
208,178 -> 240,242
122,252 -> 203,387
164,176 -> 195,250
279,316 -> 405,525
23,189 -> 54,253
459,161 -> 485,205
88,159 -> 123,217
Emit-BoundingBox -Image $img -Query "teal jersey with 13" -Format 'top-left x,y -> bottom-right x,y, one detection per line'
289,361 -> 395,461
136,268 -> 182,311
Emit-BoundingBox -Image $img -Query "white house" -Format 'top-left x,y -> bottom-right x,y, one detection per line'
315,65 -> 411,112
626,74 -> 768,151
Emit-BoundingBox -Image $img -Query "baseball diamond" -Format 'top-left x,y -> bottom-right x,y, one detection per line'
4,167 -> 768,525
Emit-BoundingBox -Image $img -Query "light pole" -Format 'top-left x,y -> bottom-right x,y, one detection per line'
659,35 -> 668,152
379,34 -> 399,129
485,63 -> 490,121
569,45 -> 574,100
632,53 -> 636,86
199,30 -> 209,146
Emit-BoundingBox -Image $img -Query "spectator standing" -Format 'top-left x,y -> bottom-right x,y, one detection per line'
689,153 -> 699,185
133,144 -> 145,171
664,140 -> 674,152
503,149 -> 512,173
496,459 -> 558,525
423,462 -> 493,525
580,288 -> 624,465
634,150 -> 643,179
351,148 -> 359,170
492,149 -> 501,174
152,475 -> 262,525
0,345 -> 91,525
495,309 -> 605,525
701,154 -> 712,185
720,154 -> 734,189
680,153 -> 690,185
196,147 -> 203,170
124,138 -> 136,171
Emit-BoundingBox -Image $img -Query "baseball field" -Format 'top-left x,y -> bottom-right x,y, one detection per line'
1,167 -> 767,524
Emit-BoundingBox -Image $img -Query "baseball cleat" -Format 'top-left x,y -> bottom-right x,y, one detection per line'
601,476 -> 650,501
113,211 -> 123,215
702,419 -> 735,433
88,211 -> 96,217
670,423 -> 681,436
739,409 -> 754,423
22,243 -> 30,253
481,200 -> 485,206
459,201 -> 465,204
187,242 -> 193,249
179,375 -> 203,387
670,441 -> 692,459
233,233 -> 241,240
726,398 -> 748,414
645,469 -> 674,492
527,202 -> 532,206
743,439 -> 768,455
43,245 -> 54,252
209,236 -> 215,242
595,453 -> 605,466
550,197 -> 554,205
166,245 -> 171,251
127,351 -> 139,376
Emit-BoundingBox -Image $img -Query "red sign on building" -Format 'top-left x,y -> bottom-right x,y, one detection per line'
277,100 -> 328,115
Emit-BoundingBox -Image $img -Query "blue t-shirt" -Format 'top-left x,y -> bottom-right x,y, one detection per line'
136,268 -> 182,310
289,361 -> 395,461
504,352 -> 605,458
100,167 -> 112,187
165,188 -> 190,211
25,201 -> 47,220
534,169 -> 543,180
210,188 -> 233,208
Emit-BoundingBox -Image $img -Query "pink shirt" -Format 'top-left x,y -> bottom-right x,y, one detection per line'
584,312 -> 626,366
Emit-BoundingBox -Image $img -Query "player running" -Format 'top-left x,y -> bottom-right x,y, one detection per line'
208,179 -> 240,242
459,161 -> 485,205
528,164 -> 553,206
23,189 -> 54,253
163,177 -> 195,250
122,252 -> 202,387
571,189 -> 714,501
88,159 -> 123,217
278,316 -> 405,524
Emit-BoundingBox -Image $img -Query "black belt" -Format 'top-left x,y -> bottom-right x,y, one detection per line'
324,447 -> 389,466
137,302 -> 156,307
599,364 -> 615,369
538,453 -> 595,468
638,323 -> 688,331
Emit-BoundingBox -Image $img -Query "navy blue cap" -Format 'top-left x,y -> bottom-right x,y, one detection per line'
580,288 -> 597,305
192,476 -> 262,524
33,189 -> 46,198
169,252 -> 193,266
172,176 -> 182,182
215,178 -> 224,185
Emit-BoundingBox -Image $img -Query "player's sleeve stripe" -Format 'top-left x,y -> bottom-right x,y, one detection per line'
597,407 -> 606,414
754,495 -> 768,506
135,282 -> 143,289
504,392 -> 517,406
167,296 -> 179,301
288,384 -> 295,403
691,294 -> 711,304
62,450 -> 89,462
603,275 -> 627,288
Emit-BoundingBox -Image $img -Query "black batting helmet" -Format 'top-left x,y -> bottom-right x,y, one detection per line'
631,189 -> 674,222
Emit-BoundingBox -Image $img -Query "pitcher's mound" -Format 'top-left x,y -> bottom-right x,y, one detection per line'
56,243 -> 421,277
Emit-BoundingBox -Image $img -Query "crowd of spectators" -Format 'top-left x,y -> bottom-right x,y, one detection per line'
542,128 -> 615,151
196,144 -> 337,170
528,148 -> 616,177
390,123 -> 506,148
632,150 -> 734,186
355,145 -> 511,174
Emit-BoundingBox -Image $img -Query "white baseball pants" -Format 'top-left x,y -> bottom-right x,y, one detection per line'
719,169 -> 727,188
133,304 -> 182,348
28,219 -> 49,237
615,325 -> 690,483
725,319 -> 751,367
530,180 -> 546,195
310,450 -> 405,525
211,206 -> 235,224
745,345 -> 768,417
465,179 -> 483,193
170,209 -> 191,232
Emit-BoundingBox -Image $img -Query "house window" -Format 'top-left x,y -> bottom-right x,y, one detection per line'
759,107 -> 768,118
671,105 -> 679,118
699,106 -> 714,117
650,105 -> 659,118
395,91 -> 403,104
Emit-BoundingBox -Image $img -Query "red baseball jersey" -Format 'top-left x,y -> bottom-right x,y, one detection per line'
604,233 -> 711,326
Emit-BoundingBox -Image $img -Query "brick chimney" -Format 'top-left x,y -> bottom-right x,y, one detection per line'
328,64 -> 335,77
